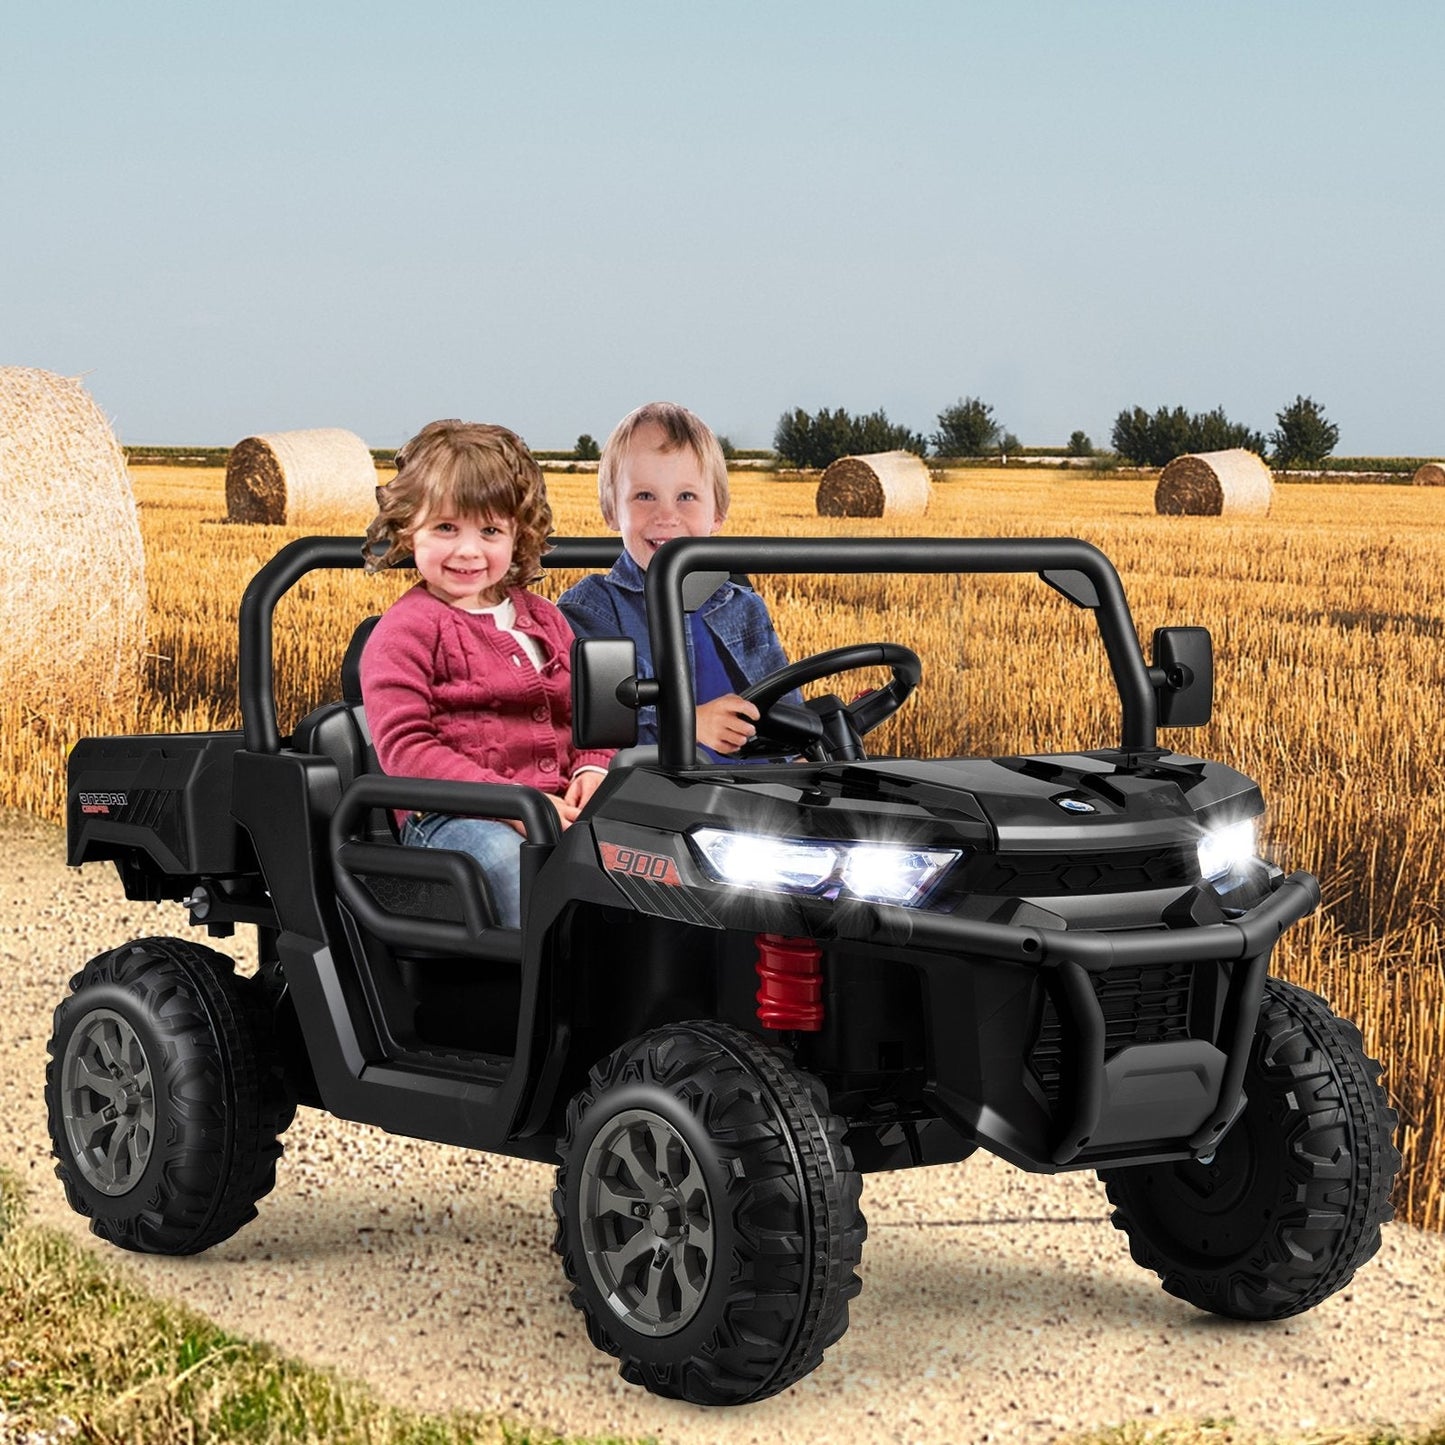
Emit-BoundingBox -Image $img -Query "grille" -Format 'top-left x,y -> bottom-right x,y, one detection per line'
961,846 -> 1194,898
1029,959 -> 1195,1104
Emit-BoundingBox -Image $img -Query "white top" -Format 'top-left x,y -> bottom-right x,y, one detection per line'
466,595 -> 544,669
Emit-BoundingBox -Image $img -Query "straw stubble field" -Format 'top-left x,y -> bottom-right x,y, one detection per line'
6,464 -> 1443,1231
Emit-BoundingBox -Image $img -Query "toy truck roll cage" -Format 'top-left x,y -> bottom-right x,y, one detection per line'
604,534 -> 1186,762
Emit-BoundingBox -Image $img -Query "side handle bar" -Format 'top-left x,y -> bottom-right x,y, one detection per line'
332,775 -> 563,850
328,776 -> 562,960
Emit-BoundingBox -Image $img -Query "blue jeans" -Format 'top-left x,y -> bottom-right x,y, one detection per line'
400,813 -> 523,927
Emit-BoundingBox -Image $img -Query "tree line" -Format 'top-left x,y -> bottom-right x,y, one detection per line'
1110,396 -> 1339,468
761,394 -> 1340,470
774,397 -> 1022,469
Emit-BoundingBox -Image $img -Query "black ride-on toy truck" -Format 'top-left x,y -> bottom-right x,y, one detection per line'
53,533 -> 1399,1405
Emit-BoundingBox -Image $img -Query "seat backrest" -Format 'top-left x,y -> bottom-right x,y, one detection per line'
340,614 -> 379,708
292,616 -> 381,795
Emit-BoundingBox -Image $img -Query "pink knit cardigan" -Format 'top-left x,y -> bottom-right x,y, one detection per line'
359,583 -> 614,797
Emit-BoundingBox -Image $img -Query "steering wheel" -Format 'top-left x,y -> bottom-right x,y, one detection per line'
734,642 -> 922,761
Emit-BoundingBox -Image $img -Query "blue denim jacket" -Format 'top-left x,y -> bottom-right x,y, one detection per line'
558,550 -> 798,747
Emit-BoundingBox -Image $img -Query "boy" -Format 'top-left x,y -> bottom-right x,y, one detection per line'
558,401 -> 796,758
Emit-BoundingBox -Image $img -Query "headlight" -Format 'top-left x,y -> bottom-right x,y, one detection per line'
1197,819 -> 1258,881
690,827 -> 961,907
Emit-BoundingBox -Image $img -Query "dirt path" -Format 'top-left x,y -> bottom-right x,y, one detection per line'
3,810 -> 1442,1444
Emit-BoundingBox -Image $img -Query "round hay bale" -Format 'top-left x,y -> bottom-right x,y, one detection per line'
1411,462 -> 1445,486
816,450 -> 931,518
0,367 -> 146,713
226,427 -> 377,525
1154,448 -> 1273,517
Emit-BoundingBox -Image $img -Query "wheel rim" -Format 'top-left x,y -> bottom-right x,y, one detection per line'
578,1107 -> 715,1337
60,1007 -> 157,1196
1134,1102 -> 1272,1262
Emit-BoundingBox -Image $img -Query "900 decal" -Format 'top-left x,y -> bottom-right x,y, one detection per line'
599,841 -> 682,887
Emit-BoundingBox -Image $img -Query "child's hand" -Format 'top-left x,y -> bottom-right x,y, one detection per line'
564,770 -> 606,812
696,694 -> 760,753
504,792 -> 579,836
546,792 -> 581,831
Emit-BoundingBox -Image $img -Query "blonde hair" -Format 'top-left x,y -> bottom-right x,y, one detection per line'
596,401 -> 729,528
364,420 -> 552,585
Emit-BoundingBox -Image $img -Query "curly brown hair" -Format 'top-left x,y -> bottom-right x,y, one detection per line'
364,420 -> 553,585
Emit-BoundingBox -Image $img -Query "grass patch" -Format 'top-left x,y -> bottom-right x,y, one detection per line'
0,1171 -> 647,1445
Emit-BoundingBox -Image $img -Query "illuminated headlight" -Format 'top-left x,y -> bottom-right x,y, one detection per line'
690,827 -> 961,907
1197,819 -> 1259,882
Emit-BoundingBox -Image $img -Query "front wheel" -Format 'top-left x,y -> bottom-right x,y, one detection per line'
552,1021 -> 865,1404
1099,977 -> 1400,1319
45,937 -> 295,1255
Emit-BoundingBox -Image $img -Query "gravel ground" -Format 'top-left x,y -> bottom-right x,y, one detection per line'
4,809 -> 1443,1444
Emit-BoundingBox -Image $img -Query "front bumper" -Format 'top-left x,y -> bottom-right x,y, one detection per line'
828,871 -> 1321,1169
829,869 -> 1320,972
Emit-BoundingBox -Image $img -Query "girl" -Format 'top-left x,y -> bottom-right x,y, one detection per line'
360,420 -> 612,926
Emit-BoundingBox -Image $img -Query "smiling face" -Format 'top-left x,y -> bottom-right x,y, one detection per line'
409,510 -> 517,609
613,422 -> 724,571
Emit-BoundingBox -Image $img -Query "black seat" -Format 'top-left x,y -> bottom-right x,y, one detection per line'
292,616 -> 381,793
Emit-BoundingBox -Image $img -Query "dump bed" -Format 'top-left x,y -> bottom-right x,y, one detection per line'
68,731 -> 256,883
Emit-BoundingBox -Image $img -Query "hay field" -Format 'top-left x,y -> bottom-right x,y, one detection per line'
5,464 -> 1443,1230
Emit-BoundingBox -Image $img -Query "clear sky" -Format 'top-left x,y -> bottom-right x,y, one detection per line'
3,1 -> 1441,453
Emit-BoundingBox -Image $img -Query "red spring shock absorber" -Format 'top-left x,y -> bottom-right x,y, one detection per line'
754,933 -> 824,1032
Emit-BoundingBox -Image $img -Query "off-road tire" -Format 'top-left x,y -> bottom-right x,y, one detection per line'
45,936 -> 296,1255
1100,977 -> 1400,1319
552,1021 -> 865,1404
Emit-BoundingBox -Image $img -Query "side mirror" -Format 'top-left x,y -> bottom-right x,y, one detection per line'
1150,627 -> 1213,727
571,638 -> 645,749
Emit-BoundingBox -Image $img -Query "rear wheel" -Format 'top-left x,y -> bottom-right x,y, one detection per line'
553,1021 -> 865,1404
45,937 -> 295,1255
1100,977 -> 1399,1318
